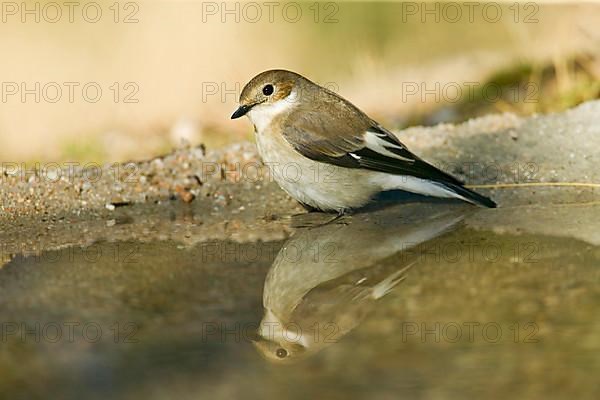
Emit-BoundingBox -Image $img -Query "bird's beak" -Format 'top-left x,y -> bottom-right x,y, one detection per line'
231,104 -> 251,119
231,99 -> 266,119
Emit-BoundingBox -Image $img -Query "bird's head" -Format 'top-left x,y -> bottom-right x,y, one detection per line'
231,69 -> 314,126
251,335 -> 307,364
249,308 -> 310,364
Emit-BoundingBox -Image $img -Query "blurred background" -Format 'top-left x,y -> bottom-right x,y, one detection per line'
1,0 -> 599,163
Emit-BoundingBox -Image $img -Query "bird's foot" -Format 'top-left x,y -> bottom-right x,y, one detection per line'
290,209 -> 350,228
311,209 -> 350,228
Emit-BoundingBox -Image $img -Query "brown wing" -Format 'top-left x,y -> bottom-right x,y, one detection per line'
281,107 -> 368,167
281,107 -> 465,185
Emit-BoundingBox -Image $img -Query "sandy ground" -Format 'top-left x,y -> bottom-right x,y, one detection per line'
1,100 -> 599,261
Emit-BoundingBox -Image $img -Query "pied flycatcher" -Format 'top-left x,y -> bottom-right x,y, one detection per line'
231,69 -> 496,213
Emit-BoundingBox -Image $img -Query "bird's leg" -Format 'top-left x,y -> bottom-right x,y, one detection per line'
291,208 -> 350,229
289,202 -> 327,227
311,209 -> 349,228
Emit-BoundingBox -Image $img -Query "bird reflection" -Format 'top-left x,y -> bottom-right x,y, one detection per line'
253,203 -> 472,363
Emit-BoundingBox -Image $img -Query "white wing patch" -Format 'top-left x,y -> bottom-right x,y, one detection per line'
363,131 -> 414,162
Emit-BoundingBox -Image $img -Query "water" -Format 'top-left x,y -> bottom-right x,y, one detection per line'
1,202 -> 598,399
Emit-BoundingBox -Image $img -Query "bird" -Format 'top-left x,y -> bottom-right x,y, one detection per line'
231,69 -> 496,214
251,203 -> 470,363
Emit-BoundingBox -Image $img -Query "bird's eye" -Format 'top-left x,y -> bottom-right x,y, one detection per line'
262,84 -> 274,96
275,348 -> 287,358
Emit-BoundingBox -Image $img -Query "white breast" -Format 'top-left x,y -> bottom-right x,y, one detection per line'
246,91 -> 378,212
247,90 -> 298,133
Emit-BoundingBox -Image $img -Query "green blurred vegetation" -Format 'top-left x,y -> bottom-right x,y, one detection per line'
60,136 -> 107,162
411,54 -> 600,126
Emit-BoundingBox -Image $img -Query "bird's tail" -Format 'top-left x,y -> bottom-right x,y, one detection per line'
376,174 -> 497,208
371,262 -> 416,300
433,181 -> 497,208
